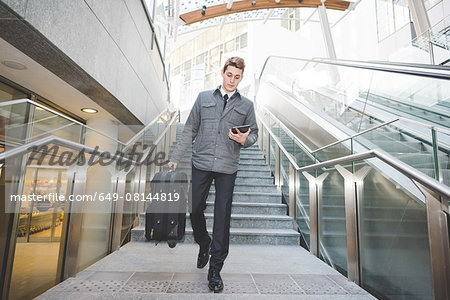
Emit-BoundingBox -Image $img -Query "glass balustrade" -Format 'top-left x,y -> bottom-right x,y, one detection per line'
2,99 -> 176,300
356,160 -> 432,300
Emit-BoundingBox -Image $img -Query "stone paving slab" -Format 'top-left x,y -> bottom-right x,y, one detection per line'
36,243 -> 376,299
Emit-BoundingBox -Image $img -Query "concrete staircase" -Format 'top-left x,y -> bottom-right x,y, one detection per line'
131,125 -> 300,245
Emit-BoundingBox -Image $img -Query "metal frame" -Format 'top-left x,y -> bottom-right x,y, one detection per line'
0,109 -> 179,296
259,56 -> 450,81
258,115 -> 450,297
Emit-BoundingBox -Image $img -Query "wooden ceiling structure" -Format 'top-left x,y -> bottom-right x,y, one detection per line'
179,0 -> 352,25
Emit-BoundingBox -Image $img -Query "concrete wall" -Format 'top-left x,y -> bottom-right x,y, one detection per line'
1,0 -> 168,125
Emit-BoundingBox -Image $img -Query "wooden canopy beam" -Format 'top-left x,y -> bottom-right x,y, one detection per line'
180,0 -> 351,25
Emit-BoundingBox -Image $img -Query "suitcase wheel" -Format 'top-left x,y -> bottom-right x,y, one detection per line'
168,240 -> 177,248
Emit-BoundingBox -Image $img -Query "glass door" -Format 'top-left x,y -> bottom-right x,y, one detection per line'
9,166 -> 69,300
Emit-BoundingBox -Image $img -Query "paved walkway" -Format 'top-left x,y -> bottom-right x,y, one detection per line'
36,242 -> 376,299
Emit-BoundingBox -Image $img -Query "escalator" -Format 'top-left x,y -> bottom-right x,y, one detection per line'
256,56 -> 450,300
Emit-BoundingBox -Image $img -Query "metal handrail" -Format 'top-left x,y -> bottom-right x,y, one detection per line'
0,98 -> 172,148
258,118 -> 300,170
0,99 -> 127,146
0,113 -> 178,166
270,82 -> 450,153
259,118 -> 450,199
259,56 -> 450,81
315,57 -> 450,72
122,110 -> 173,150
311,118 -> 400,154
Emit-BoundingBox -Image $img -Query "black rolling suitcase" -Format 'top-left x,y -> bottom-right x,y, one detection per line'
145,170 -> 188,248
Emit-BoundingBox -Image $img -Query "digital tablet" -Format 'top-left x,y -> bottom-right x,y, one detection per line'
231,125 -> 250,134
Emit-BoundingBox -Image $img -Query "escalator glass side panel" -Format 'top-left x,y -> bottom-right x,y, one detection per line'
436,130 -> 450,189
357,160 -> 432,300
314,142 -> 352,163
354,123 -> 445,183
318,167 -> 347,277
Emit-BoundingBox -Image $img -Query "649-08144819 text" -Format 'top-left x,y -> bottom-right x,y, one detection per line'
10,192 -> 180,202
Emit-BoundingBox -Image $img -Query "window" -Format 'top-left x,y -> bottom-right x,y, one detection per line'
240,33 -> 248,49
376,0 -> 411,41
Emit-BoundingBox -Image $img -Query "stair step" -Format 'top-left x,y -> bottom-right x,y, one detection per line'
209,191 -> 282,203
139,201 -> 288,224
174,164 -> 270,172
178,158 -> 267,166
184,227 -> 300,245
205,202 -> 287,215
130,226 -> 300,245
210,183 -> 278,193
373,141 -> 429,153
184,213 -> 293,229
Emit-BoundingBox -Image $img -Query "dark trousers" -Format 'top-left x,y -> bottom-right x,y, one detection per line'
190,164 -> 237,272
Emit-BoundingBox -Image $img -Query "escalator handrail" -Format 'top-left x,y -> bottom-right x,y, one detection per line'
268,82 -> 450,153
259,107 -> 317,162
311,118 -> 400,154
259,56 -> 450,81
259,116 -> 450,200
258,117 -> 300,170
317,57 -> 450,71
299,149 -> 450,200
360,91 -> 450,119
0,98 -> 172,148
0,112 -> 178,165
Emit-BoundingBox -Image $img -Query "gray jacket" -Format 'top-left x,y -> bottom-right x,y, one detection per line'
170,86 -> 258,174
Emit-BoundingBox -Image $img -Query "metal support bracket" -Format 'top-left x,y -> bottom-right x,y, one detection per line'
303,171 -> 329,257
335,164 -> 371,285
414,180 -> 450,300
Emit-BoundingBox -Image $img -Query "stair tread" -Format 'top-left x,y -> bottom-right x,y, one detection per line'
185,227 -> 300,236
133,225 -> 299,236
210,191 -> 281,196
206,201 -> 285,207
199,213 -> 292,220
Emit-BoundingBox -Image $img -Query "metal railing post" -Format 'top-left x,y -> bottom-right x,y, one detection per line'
266,133 -> 271,168
289,163 -> 298,230
110,171 -> 127,251
335,164 -> 371,285
275,145 -> 281,190
414,181 -> 450,300
63,167 -> 88,279
302,171 -> 328,257
431,128 -> 442,183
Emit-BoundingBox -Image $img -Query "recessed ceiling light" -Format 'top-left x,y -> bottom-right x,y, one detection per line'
81,108 -> 98,114
1,60 -> 27,70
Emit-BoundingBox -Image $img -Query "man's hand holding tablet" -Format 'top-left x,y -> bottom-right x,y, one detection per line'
229,125 -> 251,145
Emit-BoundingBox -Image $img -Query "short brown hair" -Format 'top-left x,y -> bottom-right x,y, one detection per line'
223,56 -> 245,73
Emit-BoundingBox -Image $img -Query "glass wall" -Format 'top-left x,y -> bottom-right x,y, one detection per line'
9,165 -> 70,300
0,81 -> 27,102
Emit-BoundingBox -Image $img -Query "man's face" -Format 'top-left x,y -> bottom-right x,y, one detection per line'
221,66 -> 243,93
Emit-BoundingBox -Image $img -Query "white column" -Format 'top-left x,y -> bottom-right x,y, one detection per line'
317,2 -> 337,60
77,118 -> 119,270
408,0 -> 431,36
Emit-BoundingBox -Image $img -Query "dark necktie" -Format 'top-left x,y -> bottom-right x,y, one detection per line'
223,94 -> 229,111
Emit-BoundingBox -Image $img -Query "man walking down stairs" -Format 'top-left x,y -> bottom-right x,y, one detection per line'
36,123 -> 374,298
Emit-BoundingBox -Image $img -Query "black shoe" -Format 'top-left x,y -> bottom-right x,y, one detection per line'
208,268 -> 223,293
197,240 -> 211,268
